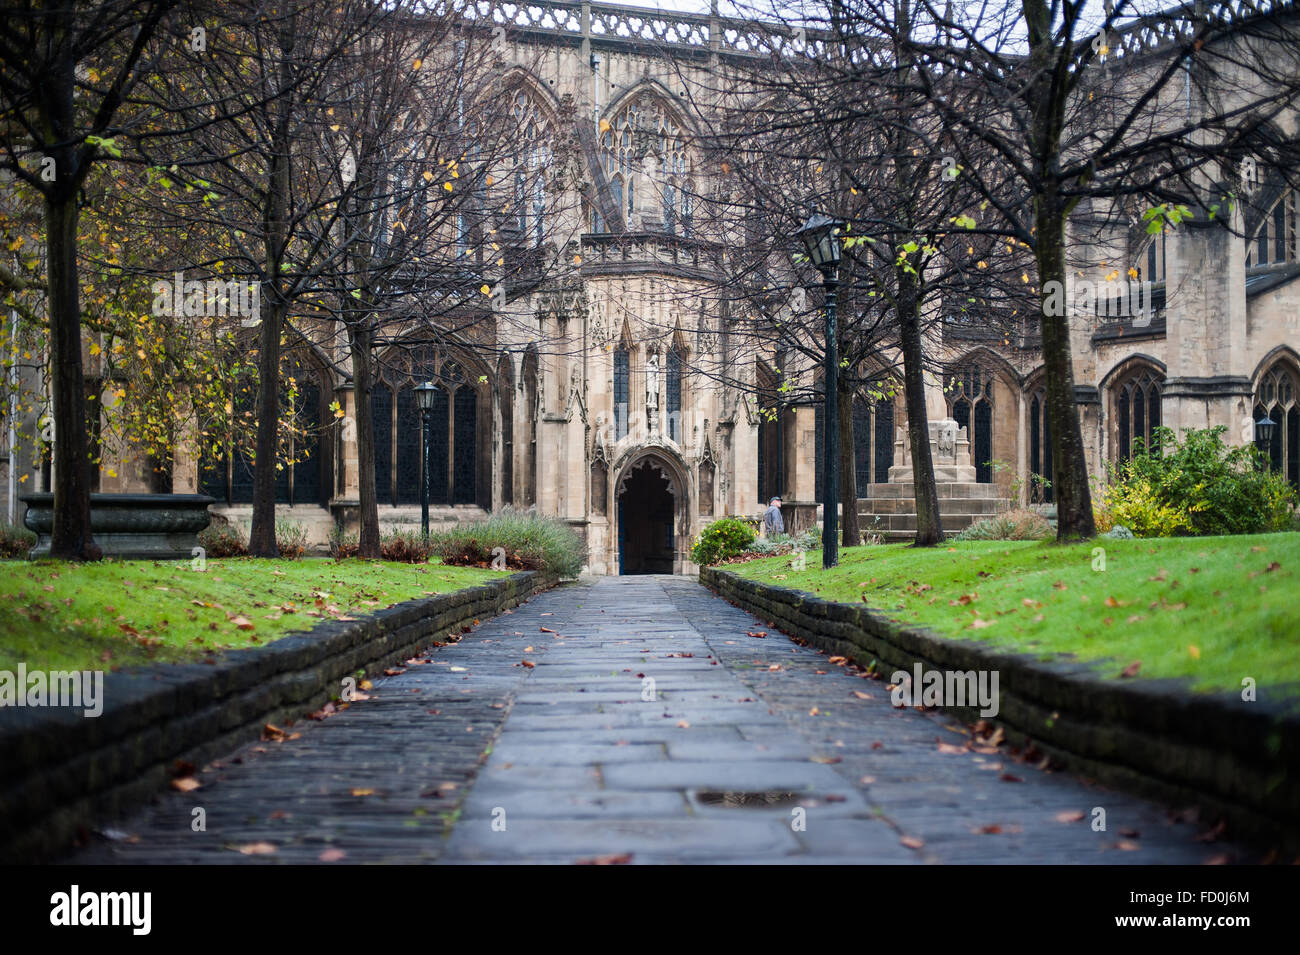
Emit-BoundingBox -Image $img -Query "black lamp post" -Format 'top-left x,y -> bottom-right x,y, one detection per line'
1255,413 -> 1276,466
795,213 -> 845,569
415,381 -> 438,537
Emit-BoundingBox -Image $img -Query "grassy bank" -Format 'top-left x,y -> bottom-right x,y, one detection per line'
0,558 -> 501,672
726,532 -> 1300,694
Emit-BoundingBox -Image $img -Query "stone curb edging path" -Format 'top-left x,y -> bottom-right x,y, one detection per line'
701,566 -> 1300,851
0,569 -> 553,863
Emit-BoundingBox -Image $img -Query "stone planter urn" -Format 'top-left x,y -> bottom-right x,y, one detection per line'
19,493 -> 215,560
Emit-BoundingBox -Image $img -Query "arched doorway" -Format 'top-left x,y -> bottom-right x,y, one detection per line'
616,457 -> 677,574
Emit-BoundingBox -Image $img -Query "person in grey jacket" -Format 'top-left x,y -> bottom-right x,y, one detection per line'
763,497 -> 785,536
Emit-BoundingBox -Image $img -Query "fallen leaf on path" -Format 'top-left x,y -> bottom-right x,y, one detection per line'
1055,810 -> 1086,823
235,842 -> 277,855
999,773 -> 1023,783
900,836 -> 925,850
318,848 -> 346,862
1120,661 -> 1142,678
171,777 -> 200,792
576,853 -> 633,865
937,742 -> 966,754
852,690 -> 872,700
350,788 -> 376,797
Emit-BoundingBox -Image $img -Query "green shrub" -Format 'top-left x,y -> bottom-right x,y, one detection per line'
747,528 -> 820,555
427,510 -> 586,577
953,508 -> 1053,541
0,519 -> 35,558
197,522 -> 247,557
1100,476 -> 1191,538
691,517 -> 756,565
275,519 -> 309,559
1104,426 -> 1297,537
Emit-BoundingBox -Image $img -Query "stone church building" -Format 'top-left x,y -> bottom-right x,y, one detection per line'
3,2 -> 1297,570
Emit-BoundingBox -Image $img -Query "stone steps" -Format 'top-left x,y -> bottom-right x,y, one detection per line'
855,482 -> 1012,541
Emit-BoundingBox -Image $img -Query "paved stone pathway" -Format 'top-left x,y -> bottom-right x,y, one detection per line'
72,576 -> 1254,864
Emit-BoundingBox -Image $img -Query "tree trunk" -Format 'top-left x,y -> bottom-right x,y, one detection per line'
838,379 -> 859,548
348,320 -> 381,558
247,20 -> 296,558
247,297 -> 282,557
1035,204 -> 1096,540
898,267 -> 944,546
44,194 -> 101,561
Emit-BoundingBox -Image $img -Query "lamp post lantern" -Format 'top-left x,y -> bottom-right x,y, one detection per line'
795,213 -> 845,569
415,381 -> 438,538
1255,414 -> 1276,467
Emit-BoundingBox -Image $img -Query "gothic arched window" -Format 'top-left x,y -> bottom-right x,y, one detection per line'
852,384 -> 897,492
1111,365 -> 1164,462
512,89 -> 551,246
1028,386 -> 1053,503
497,354 -> 514,507
614,344 -> 630,440
200,350 -> 326,507
666,346 -> 683,442
1255,360 -> 1300,489
946,365 -> 994,483
1246,187 -> 1298,268
600,98 -> 692,234
372,346 -> 482,507
1135,230 -> 1166,283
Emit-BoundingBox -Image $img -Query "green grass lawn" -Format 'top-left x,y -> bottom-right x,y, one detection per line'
726,532 -> 1300,695
0,558 -> 502,672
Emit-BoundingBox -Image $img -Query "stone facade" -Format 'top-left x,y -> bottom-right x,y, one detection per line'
3,2 -> 1297,567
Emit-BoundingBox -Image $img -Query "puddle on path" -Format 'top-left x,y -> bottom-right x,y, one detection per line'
694,790 -> 804,808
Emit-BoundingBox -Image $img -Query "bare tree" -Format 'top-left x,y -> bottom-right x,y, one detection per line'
0,0 -> 176,559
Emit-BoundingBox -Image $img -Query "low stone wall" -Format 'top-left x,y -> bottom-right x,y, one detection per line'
702,566 -> 1300,850
0,570 -> 553,863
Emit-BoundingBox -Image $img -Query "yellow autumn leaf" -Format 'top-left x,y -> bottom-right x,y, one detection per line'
413,58 -> 422,70
89,342 -> 101,356
444,182 -> 453,191
422,170 -> 433,182
480,284 -> 491,295
598,118 -> 611,133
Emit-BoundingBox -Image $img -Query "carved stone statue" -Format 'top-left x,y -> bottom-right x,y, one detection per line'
646,352 -> 660,434
646,353 -> 660,410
